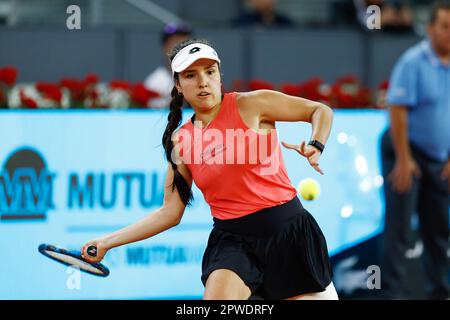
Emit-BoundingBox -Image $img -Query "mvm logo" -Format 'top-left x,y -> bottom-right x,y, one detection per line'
0,147 -> 56,221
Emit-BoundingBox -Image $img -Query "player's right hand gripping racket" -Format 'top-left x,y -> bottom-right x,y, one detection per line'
86,245 -> 98,258
38,244 -> 110,277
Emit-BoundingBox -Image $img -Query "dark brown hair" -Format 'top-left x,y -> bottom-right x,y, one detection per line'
161,38 -> 215,206
430,1 -> 450,24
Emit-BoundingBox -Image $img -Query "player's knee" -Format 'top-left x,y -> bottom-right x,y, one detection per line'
203,289 -> 237,300
203,269 -> 251,300
203,287 -> 251,300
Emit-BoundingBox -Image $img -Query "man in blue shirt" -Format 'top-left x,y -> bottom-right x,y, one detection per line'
381,1 -> 450,299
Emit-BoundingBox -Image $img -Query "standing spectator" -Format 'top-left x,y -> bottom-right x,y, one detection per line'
144,23 -> 193,108
381,1 -> 450,299
232,0 -> 293,28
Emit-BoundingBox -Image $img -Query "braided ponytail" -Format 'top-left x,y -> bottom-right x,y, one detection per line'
162,87 -> 194,206
162,38 -> 214,206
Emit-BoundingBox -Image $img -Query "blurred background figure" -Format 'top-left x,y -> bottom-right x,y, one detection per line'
380,1 -> 450,299
232,0 -> 293,28
332,0 -> 414,33
144,22 -> 193,109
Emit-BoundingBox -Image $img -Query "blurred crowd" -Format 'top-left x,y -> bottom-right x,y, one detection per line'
0,0 -> 424,31
0,0 -> 436,110
332,0 -> 414,32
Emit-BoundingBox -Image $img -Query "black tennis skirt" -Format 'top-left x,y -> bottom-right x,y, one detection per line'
201,196 -> 333,300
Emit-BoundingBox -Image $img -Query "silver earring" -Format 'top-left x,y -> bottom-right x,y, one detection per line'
178,91 -> 183,96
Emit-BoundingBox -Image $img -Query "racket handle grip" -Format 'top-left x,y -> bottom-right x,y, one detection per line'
87,245 -> 97,257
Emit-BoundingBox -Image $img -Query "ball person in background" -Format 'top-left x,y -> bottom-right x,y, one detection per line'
381,1 -> 450,300
82,38 -> 337,300
144,22 -> 193,109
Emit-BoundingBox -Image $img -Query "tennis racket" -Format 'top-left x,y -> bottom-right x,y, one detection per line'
38,243 -> 110,277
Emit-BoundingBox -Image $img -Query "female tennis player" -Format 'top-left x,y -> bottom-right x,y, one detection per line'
81,39 -> 338,300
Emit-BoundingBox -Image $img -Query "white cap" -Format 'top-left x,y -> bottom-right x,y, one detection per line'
171,43 -> 221,76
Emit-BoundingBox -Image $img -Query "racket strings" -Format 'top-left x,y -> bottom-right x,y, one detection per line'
44,250 -> 104,275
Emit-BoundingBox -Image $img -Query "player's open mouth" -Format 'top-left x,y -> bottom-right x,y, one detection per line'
198,92 -> 210,97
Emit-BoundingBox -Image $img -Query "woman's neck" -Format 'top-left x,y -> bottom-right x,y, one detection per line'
193,102 -> 222,128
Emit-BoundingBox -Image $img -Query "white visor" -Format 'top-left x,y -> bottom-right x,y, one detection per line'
171,43 -> 221,76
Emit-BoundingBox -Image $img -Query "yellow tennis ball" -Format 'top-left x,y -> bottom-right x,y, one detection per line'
298,178 -> 320,201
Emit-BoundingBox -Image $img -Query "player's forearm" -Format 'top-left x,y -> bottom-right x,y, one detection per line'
389,106 -> 412,161
102,208 -> 178,250
310,104 -> 333,145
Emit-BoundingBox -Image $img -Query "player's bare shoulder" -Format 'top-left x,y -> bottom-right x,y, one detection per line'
236,90 -> 275,110
236,91 -> 277,127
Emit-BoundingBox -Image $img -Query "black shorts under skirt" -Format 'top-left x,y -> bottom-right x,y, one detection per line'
201,196 -> 333,300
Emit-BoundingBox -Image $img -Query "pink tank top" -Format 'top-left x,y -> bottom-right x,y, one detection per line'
178,92 -> 297,220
